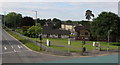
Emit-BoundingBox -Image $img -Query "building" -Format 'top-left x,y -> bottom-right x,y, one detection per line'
74,25 -> 90,41
61,23 -> 82,32
41,22 -> 71,38
61,23 -> 90,40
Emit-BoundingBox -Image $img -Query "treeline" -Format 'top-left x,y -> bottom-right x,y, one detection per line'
2,11 -> 120,42
2,12 -> 84,29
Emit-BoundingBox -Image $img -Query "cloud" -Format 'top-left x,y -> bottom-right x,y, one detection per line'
0,0 -> 119,2
0,2 -> 118,21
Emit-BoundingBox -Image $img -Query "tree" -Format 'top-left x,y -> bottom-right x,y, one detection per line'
52,18 -> 62,29
6,12 -> 17,28
27,23 -> 42,38
6,12 -> 22,28
66,20 -> 72,23
16,13 -> 22,27
85,10 -> 94,21
36,18 -> 46,26
21,16 -> 35,26
91,12 -> 120,41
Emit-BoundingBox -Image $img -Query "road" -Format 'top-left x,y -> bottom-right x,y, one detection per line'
1,29 -> 71,63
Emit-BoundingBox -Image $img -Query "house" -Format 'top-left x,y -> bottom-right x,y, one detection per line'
41,22 -> 71,38
61,23 -> 82,32
74,25 -> 90,41
61,23 -> 90,40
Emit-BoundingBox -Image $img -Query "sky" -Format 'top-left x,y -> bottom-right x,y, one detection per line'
0,2 -> 119,21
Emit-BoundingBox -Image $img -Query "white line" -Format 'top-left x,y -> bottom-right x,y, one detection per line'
1,50 -> 31,54
14,50 -> 16,52
4,47 -> 7,50
11,46 -> 13,48
17,45 -> 21,48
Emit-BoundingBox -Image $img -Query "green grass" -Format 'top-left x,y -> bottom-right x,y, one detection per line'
49,45 -> 80,52
3,27 -> 41,52
28,37 -> 119,52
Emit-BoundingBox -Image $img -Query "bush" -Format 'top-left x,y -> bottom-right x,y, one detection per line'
27,23 -> 42,38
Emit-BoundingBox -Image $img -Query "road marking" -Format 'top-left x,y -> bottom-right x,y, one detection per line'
11,46 -> 13,48
0,50 -> 31,54
4,47 -> 7,50
18,45 -> 22,49
14,50 -> 16,52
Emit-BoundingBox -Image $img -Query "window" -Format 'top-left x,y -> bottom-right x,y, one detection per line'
85,32 -> 88,35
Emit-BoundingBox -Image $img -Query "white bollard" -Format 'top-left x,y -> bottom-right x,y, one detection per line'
47,39 -> 50,46
93,42 -> 95,46
68,38 -> 71,45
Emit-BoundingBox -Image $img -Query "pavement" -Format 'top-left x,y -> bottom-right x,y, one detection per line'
44,54 -> 119,63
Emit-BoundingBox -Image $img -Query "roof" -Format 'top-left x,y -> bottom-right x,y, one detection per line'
74,25 -> 90,32
62,23 -> 82,26
42,26 -> 70,35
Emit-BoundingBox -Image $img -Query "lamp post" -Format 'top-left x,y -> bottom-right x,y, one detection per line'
32,10 -> 37,42
107,29 -> 112,52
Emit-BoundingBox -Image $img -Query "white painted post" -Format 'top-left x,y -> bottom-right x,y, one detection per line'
93,42 -> 95,46
68,38 -> 71,45
68,38 -> 71,53
47,39 -> 50,46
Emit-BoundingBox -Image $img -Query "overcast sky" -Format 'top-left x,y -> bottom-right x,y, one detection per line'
0,2 -> 119,21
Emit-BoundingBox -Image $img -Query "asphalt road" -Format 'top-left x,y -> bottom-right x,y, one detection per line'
1,29 -> 71,63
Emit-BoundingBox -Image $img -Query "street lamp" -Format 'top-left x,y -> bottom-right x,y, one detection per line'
107,29 -> 112,52
32,10 -> 37,42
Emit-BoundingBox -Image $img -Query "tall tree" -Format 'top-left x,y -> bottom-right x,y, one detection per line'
52,18 -> 62,29
21,16 -> 35,26
6,12 -> 17,28
91,12 -> 120,41
36,18 -> 46,26
16,13 -> 22,27
85,10 -> 94,21
6,12 -> 22,28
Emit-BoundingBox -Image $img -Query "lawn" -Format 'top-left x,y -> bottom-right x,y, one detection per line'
29,37 -> 119,52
